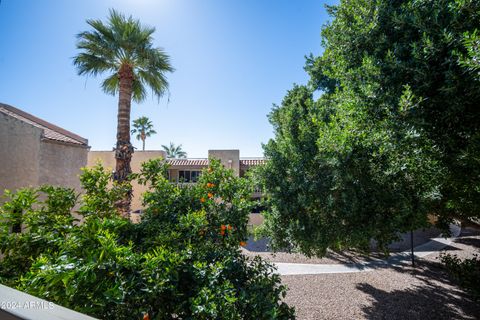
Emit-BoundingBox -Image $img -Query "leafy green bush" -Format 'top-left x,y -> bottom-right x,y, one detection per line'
0,186 -> 77,286
0,159 -> 294,319
440,253 -> 480,301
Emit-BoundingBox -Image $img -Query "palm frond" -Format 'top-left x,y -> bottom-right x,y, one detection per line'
101,73 -> 119,96
74,8 -> 174,104
161,142 -> 187,158
132,78 -> 147,103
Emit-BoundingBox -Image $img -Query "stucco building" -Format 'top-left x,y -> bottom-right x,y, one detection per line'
168,150 -> 266,226
88,150 -> 168,212
0,103 -> 89,198
167,150 -> 264,196
87,149 -> 266,224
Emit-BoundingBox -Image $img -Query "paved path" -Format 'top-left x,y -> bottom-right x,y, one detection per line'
275,224 -> 461,275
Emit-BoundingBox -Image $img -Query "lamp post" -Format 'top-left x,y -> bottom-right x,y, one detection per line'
410,229 -> 415,267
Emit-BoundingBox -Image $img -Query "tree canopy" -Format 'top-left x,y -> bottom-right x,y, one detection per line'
162,142 -> 187,159
74,9 -> 173,103
259,0 -> 480,256
131,116 -> 157,150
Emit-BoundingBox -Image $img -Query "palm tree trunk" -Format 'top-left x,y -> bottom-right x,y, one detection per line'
142,138 -> 145,151
114,63 -> 134,218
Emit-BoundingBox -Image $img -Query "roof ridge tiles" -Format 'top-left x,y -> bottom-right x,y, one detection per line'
0,103 -> 88,146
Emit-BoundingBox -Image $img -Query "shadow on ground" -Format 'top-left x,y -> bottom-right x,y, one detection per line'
454,237 -> 480,248
247,227 -> 443,253
358,261 -> 480,320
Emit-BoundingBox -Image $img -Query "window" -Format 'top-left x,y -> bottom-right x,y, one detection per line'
178,170 -> 202,183
191,171 -> 201,182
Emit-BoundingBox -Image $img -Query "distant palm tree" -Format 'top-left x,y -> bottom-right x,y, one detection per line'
74,9 -> 173,216
131,116 -> 156,151
162,142 -> 187,159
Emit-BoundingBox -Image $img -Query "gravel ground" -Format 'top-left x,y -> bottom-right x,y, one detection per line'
426,225 -> 480,262
246,226 -> 480,319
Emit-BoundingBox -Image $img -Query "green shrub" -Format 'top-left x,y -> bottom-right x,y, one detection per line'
0,159 -> 294,319
0,186 -> 77,286
440,253 -> 480,301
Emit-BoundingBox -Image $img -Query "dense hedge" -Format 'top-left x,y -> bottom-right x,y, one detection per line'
0,159 -> 294,319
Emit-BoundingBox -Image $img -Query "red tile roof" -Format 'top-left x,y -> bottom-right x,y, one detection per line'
240,158 -> 267,167
0,103 -> 88,147
166,158 -> 267,168
167,158 -> 209,166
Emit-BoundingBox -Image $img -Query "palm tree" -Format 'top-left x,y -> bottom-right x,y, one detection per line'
131,116 -> 156,151
74,9 -> 173,216
162,142 -> 187,159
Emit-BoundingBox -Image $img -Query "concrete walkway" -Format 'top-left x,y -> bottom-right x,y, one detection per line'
275,224 -> 461,275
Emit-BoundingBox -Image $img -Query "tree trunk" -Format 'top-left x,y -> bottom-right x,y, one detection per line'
114,63 -> 134,218
141,132 -> 146,151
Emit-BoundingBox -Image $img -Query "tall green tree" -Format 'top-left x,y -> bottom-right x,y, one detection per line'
74,9 -> 173,216
162,142 -> 187,159
259,0 -> 480,255
131,116 -> 156,151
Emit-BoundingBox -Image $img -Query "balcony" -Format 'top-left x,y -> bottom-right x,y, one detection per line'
0,284 -> 97,320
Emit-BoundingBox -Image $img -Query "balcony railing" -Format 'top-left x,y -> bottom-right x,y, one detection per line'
0,284 -> 97,320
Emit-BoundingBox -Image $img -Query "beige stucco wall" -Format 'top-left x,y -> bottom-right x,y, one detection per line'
39,141 -> 88,193
0,112 -> 89,203
87,150 -> 167,211
0,112 -> 41,195
208,150 -> 240,177
169,168 -> 178,182
248,213 -> 265,226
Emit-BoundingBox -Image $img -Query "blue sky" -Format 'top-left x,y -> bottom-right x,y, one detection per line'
0,0 -> 335,157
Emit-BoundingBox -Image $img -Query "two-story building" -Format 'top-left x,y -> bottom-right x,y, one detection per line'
88,149 -> 266,224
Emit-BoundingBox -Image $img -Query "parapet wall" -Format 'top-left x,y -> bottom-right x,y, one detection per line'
87,150 -> 167,211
